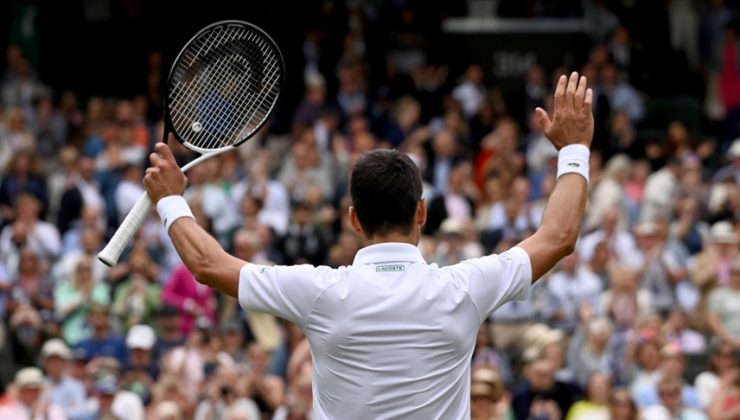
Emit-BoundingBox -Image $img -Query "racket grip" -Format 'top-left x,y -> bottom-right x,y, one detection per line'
98,192 -> 153,267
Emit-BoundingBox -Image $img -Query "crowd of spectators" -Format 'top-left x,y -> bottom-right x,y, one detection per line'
0,0 -> 740,419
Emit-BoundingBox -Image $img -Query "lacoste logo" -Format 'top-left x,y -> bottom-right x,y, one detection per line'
376,264 -> 405,272
567,162 -> 580,168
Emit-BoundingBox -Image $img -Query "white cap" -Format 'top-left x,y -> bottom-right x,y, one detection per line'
15,367 -> 44,388
709,220 -> 737,244
727,138 -> 740,159
41,338 -> 72,360
126,324 -> 156,350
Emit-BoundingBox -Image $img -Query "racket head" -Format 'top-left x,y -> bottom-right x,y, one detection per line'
163,20 -> 284,154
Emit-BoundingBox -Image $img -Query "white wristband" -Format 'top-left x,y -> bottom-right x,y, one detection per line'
556,144 -> 590,184
156,195 -> 195,232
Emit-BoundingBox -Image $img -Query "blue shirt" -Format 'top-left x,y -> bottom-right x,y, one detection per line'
75,335 -> 128,365
46,376 -> 87,420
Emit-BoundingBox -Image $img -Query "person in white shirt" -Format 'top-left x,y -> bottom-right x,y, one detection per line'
545,251 -> 602,333
140,72 -> 594,419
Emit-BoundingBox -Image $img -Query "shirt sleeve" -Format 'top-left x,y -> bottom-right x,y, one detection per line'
238,263 -> 335,328
444,246 -> 532,322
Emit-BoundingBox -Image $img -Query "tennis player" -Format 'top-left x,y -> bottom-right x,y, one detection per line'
144,71 -> 593,418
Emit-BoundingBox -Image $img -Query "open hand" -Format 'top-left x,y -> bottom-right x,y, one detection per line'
535,72 -> 594,150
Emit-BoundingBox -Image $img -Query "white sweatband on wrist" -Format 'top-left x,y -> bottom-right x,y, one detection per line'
556,144 -> 590,184
156,195 -> 195,232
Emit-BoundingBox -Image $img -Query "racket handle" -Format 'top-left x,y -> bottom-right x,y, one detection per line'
98,192 -> 152,267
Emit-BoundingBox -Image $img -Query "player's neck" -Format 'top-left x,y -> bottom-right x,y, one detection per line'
364,231 -> 419,247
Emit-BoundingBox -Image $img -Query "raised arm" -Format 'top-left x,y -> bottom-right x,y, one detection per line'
143,143 -> 245,298
517,72 -> 593,282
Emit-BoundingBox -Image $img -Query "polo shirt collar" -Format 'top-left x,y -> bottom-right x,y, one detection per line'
353,242 -> 426,265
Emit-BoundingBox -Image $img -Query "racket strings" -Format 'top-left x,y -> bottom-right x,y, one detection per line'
168,23 -> 281,151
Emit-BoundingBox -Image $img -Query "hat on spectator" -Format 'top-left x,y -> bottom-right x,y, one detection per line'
709,220 -> 737,244
727,138 -> 740,159
14,367 -> 45,389
41,338 -> 72,359
246,311 -> 281,351
126,324 -> 156,350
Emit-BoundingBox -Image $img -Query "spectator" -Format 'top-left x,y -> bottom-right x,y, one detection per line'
111,248 -> 161,330
641,375 -> 708,420
52,224 -> 108,286
452,64 -> 486,119
632,344 -> 702,410
599,265 -> 653,328
424,160 -> 477,236
470,367 -> 508,420
0,367 -> 66,420
121,324 -> 159,404
7,304 -> 50,369
565,371 -> 611,420
154,305 -> 185,358
663,308 -> 706,355
276,200 -> 330,266
713,138 -> 740,183
74,304 -> 127,365
544,252 -> 602,334
567,315 -> 614,388
54,258 -> 109,345
40,339 -> 86,420
706,365 -> 740,420
584,153 -> 631,232
113,163 -> 145,224
694,339 -> 738,409
0,150 -> 47,224
511,358 -> 579,420
0,194 -> 60,270
471,321 -> 513,386
577,207 -> 638,268
641,158 -> 682,223
608,387 -> 638,420
707,256 -> 740,349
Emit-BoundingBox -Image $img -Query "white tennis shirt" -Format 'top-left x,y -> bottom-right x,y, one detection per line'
239,242 -> 531,419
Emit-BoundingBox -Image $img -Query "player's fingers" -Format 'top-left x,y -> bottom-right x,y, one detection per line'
155,142 -> 177,164
149,152 -> 161,167
553,75 -> 566,111
584,88 -> 593,113
574,75 -> 587,111
565,71 -> 578,109
535,107 -> 552,131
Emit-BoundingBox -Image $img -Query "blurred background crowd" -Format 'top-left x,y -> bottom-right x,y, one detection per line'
1,0 -> 740,419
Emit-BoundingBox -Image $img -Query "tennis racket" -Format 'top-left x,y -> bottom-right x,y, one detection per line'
98,20 -> 284,267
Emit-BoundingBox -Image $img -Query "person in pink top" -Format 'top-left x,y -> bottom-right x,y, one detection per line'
162,263 -> 216,336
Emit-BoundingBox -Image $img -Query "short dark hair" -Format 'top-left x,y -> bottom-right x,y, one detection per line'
350,149 -> 423,238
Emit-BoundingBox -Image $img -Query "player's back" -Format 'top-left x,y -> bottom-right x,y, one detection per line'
305,260 -> 480,419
